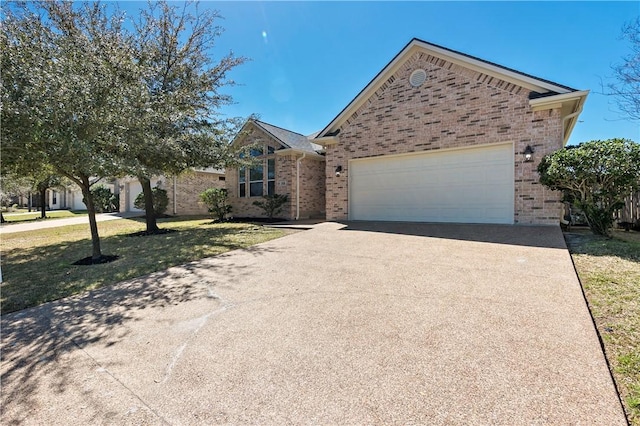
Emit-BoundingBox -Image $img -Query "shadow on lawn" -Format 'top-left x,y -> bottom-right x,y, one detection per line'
1,223 -> 276,314
564,230 -> 640,263
0,238 -> 279,425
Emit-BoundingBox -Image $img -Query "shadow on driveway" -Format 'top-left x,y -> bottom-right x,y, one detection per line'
0,243 -> 280,425
338,221 -> 568,249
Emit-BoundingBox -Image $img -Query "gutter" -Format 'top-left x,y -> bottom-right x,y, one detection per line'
296,153 -> 306,220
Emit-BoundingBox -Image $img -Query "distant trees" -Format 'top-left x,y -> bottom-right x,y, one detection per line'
1,1 -> 247,262
538,139 -> 640,236
609,17 -> 640,121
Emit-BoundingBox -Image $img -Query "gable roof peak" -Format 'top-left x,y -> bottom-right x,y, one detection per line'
317,37 -> 585,139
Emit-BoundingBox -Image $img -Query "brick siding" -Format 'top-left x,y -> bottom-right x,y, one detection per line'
166,171 -> 225,215
226,125 -> 326,220
325,51 -> 564,225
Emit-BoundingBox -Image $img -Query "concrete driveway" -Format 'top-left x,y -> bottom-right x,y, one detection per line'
1,222 -> 626,424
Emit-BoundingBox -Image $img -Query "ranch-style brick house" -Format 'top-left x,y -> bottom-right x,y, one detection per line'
228,38 -> 588,225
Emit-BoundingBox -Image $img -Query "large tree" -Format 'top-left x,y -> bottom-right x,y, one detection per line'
1,1 -> 135,260
126,1 -> 247,233
538,139 -> 640,236
609,17 -> 640,121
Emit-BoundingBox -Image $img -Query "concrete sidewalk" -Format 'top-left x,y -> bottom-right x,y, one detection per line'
0,212 -> 142,234
0,222 -> 626,424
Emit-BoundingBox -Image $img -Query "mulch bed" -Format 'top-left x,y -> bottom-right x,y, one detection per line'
126,229 -> 178,237
72,254 -> 119,265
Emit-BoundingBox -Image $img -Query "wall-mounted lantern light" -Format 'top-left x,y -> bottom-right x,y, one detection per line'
524,145 -> 534,162
335,165 -> 343,177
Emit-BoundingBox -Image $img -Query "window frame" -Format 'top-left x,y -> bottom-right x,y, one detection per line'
238,143 -> 277,198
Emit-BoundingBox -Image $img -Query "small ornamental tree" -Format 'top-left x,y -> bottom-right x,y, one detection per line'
538,138 -> 640,236
200,188 -> 231,222
252,194 -> 289,220
134,187 -> 168,217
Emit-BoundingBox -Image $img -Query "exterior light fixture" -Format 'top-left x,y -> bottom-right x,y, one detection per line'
524,145 -> 534,162
335,165 -> 343,177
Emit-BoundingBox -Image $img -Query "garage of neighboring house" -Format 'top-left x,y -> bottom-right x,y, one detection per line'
349,143 -> 514,224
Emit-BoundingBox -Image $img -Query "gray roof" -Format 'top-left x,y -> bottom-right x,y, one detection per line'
253,120 -> 323,154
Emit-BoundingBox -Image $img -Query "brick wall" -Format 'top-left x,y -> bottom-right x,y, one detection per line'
325,51 -> 564,225
226,125 -> 326,220
165,171 -> 225,215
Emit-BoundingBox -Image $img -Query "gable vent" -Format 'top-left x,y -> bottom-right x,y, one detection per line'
409,69 -> 427,87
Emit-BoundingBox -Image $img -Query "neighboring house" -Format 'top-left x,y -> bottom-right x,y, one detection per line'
46,183 -> 114,211
230,38 -> 587,224
119,169 -> 226,216
226,120 -> 325,220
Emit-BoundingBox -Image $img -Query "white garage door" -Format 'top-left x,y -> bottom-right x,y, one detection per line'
349,143 -> 514,224
128,181 -> 144,212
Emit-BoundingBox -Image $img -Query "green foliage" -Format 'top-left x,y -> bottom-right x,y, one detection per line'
252,194 -> 289,220
538,139 -> 640,236
90,185 -> 117,213
199,188 -> 232,222
134,187 -> 168,216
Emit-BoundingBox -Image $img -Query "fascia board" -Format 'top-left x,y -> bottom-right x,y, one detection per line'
275,148 -> 325,160
529,90 -> 590,111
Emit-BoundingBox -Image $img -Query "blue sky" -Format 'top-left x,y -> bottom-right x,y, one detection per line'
124,1 -> 639,145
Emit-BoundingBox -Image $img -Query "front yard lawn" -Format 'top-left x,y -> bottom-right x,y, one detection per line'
0,216 -> 292,314
566,229 -> 640,425
2,209 -> 87,223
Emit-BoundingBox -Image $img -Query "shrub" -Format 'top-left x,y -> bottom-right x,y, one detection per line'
538,138 -> 640,236
199,188 -> 231,222
90,185 -> 117,213
252,194 -> 289,220
134,187 -> 168,216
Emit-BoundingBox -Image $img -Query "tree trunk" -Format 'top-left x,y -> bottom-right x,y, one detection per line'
1,212 -> 5,224
28,192 -> 32,212
80,177 -> 102,260
139,176 -> 159,233
39,188 -> 47,219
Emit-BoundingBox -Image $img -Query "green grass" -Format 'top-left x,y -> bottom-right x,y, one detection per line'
0,216 -> 292,314
2,209 -> 87,223
565,229 -> 640,425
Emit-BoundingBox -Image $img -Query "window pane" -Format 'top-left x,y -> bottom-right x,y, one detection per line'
268,159 -> 275,180
268,181 -> 275,196
250,147 -> 264,157
250,182 -> 263,197
267,146 -> 275,154
239,168 -> 245,183
250,165 -> 263,181
239,183 -> 246,197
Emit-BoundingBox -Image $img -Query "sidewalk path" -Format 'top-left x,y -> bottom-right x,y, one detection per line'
0,212 -> 143,235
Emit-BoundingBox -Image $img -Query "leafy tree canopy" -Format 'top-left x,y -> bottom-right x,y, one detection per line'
538,138 -> 640,236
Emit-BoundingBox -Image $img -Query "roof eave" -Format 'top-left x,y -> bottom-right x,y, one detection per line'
275,148 -> 325,159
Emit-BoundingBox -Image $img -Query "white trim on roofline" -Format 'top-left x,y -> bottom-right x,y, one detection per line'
318,39 -> 582,138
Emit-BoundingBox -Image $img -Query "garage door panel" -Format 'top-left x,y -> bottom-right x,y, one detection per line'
349,144 -> 514,224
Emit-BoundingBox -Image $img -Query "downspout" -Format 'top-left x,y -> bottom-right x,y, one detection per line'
296,153 -> 306,220
173,176 -> 177,215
